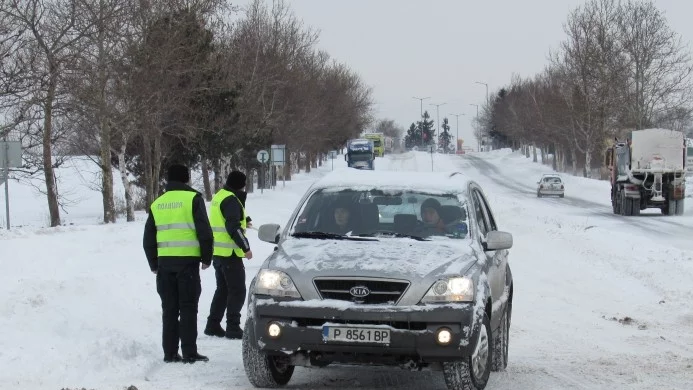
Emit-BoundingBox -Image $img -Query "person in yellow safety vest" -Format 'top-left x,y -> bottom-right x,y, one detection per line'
204,170 -> 254,339
143,164 -> 214,364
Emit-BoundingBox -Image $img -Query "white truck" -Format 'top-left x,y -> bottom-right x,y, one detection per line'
605,128 -> 687,216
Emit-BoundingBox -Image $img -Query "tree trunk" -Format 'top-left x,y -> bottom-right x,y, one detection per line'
552,144 -> 558,171
532,144 -> 538,163
153,133 -> 161,197
284,147 -> 292,180
100,117 -> 115,223
584,150 -> 592,178
212,158 -> 222,193
118,139 -> 135,222
571,149 -> 578,175
305,151 -> 311,173
142,131 -> 154,207
43,74 -> 61,227
540,147 -> 546,165
97,10 -> 115,224
201,159 -> 212,201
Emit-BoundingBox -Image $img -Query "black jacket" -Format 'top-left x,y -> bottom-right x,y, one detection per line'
217,185 -> 251,256
143,181 -> 214,271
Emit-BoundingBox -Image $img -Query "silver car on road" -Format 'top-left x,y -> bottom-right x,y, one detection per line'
537,174 -> 565,198
242,170 -> 514,390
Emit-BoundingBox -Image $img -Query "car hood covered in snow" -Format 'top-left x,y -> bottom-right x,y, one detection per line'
268,237 -> 477,295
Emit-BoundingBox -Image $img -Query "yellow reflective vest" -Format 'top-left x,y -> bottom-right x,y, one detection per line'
150,190 -> 201,257
209,189 -> 247,257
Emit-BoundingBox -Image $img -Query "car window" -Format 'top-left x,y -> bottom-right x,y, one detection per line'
474,189 -> 497,232
543,176 -> 561,184
291,188 -> 469,239
472,190 -> 489,237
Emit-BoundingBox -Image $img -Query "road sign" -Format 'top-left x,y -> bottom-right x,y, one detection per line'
1,140 -> 21,230
270,144 -> 285,166
256,150 -> 269,163
328,150 -> 338,159
0,141 -> 22,169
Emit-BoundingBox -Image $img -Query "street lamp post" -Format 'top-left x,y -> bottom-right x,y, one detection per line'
449,113 -> 465,153
413,96 -> 430,147
475,81 -> 489,103
430,102 -> 446,149
469,104 -> 480,152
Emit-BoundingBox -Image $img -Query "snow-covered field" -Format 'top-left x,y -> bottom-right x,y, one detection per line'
1,150 -> 692,389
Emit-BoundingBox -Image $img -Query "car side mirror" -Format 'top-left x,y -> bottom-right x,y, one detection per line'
258,223 -> 281,244
485,231 -> 513,251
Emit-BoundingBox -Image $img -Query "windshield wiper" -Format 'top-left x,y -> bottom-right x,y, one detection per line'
291,231 -> 378,241
356,230 -> 430,241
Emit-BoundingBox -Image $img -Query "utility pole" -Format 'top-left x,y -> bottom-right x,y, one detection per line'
413,96 -> 430,147
449,113 -> 465,153
430,102 -> 446,149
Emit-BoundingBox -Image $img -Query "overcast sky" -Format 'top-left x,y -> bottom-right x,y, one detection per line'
234,0 -> 693,149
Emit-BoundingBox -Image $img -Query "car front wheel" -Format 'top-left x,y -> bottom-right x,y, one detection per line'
242,318 -> 295,388
443,312 -> 492,390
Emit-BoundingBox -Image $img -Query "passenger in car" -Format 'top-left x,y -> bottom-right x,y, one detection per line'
420,198 -> 447,235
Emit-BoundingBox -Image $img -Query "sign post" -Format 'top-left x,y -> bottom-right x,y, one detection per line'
429,145 -> 435,172
270,144 -> 286,188
256,149 -> 269,194
0,139 -> 22,230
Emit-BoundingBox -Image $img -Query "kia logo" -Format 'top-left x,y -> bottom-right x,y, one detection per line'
349,286 -> 370,297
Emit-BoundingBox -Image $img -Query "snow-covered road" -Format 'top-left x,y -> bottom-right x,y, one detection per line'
1,150 -> 692,389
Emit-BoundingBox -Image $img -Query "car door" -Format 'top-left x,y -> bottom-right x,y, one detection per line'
471,186 -> 508,326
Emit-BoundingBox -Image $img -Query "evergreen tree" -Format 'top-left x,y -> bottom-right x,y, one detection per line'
418,110 -> 435,146
405,122 -> 419,148
439,117 -> 452,152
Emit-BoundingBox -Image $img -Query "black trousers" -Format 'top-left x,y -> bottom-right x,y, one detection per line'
156,263 -> 201,357
207,256 -> 246,327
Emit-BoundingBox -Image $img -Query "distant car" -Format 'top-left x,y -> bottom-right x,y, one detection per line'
537,174 -> 565,198
243,170 -> 514,390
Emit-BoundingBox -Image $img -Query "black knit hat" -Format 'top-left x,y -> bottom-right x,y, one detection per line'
226,170 -> 247,190
167,164 -> 190,183
421,198 -> 442,215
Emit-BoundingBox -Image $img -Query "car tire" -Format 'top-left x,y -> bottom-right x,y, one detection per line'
491,305 -> 510,372
443,312 -> 492,390
242,318 -> 295,388
559,194 -> 564,198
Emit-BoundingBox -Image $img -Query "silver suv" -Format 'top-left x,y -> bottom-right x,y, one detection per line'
242,170 -> 514,390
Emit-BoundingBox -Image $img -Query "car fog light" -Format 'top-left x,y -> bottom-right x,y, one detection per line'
267,322 -> 282,338
436,328 -> 452,346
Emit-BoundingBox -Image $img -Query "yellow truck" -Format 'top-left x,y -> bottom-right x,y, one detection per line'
363,133 -> 385,157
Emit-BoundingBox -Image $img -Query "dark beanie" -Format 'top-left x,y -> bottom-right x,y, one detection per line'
167,164 -> 190,183
226,170 -> 247,190
421,198 -> 442,215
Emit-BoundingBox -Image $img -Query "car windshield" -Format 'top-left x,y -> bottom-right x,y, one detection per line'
291,188 -> 470,240
543,177 -> 561,184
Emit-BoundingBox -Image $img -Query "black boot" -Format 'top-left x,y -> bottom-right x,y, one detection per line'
182,352 -> 209,364
164,353 -> 182,363
225,324 -> 243,339
204,322 -> 225,337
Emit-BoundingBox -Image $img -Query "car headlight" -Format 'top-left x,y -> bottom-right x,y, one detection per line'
254,269 -> 301,299
421,277 -> 474,303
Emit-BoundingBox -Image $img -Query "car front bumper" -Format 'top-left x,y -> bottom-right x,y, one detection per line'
250,298 -> 480,364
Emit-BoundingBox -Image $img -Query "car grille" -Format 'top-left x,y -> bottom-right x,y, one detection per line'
313,278 -> 410,305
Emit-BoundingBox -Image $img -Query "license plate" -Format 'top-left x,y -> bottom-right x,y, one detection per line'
322,326 -> 391,344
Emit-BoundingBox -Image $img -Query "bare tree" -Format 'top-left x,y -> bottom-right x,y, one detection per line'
617,0 -> 693,129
